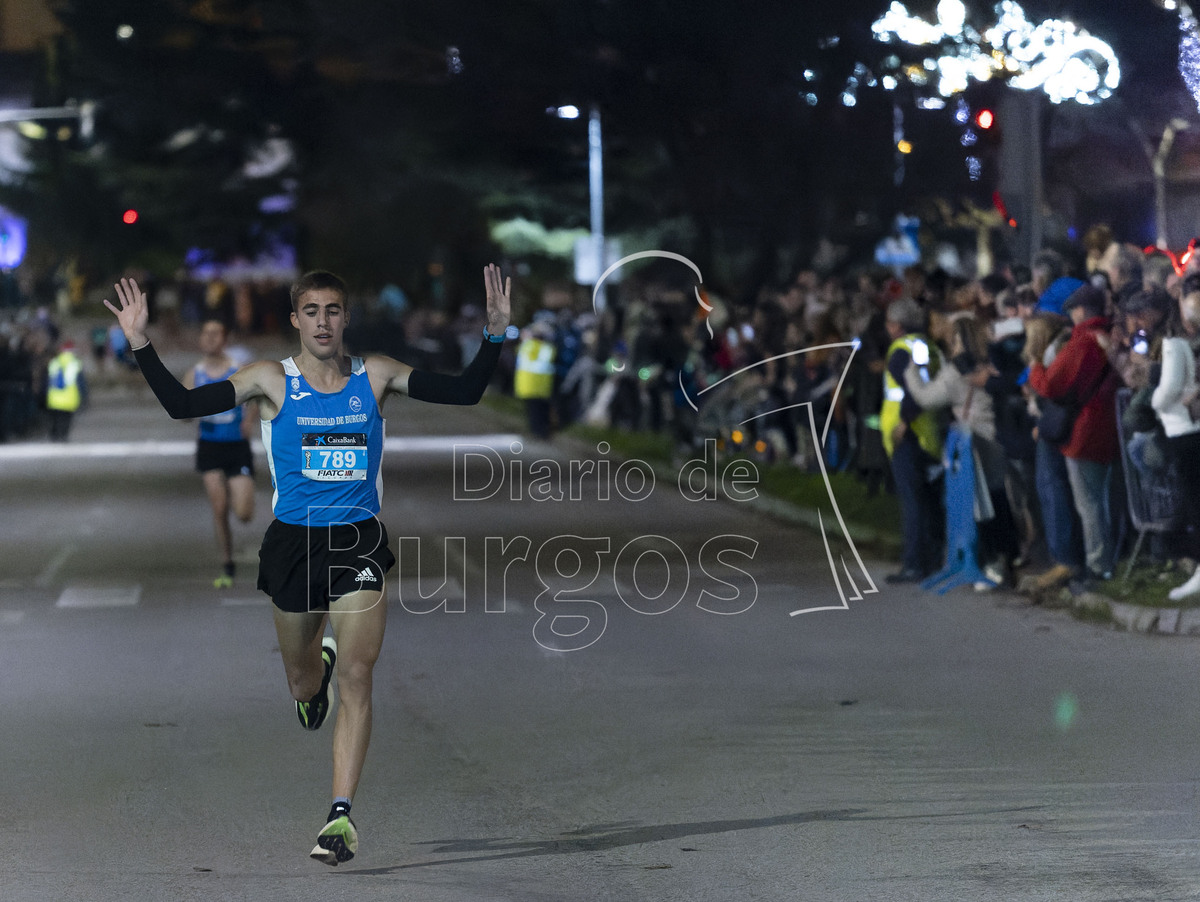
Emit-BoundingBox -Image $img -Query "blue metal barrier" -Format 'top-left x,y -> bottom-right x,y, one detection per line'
922,425 -> 993,594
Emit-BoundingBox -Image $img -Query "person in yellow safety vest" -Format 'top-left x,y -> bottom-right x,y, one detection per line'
46,338 -> 88,441
880,336 -> 943,459
880,297 -> 945,584
514,319 -> 557,438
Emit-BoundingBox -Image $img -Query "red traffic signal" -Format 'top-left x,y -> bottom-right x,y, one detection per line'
122,209 -> 139,225
974,108 -> 995,130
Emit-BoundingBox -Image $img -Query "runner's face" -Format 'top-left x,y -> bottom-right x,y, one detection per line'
292,289 -> 347,358
198,321 -> 226,356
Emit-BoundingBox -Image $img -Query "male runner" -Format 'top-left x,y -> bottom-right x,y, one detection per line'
105,265 -> 512,865
184,319 -> 256,588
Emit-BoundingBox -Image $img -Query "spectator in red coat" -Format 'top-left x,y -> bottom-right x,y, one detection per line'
1027,284 -> 1121,582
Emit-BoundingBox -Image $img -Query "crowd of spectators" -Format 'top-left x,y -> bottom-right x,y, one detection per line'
507,230 -> 1200,603
0,307 -> 68,442
8,237 -> 1200,604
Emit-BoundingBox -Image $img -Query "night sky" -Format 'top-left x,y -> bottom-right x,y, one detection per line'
20,0 -> 1200,286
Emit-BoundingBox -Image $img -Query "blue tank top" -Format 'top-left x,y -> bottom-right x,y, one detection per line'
195,363 -> 243,442
261,356 -> 385,527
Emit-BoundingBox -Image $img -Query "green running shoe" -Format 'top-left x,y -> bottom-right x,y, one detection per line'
310,803 -> 357,865
296,637 -> 336,730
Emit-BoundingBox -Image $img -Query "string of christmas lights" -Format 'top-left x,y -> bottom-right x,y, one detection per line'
1178,2 -> 1200,112
860,0 -> 1120,106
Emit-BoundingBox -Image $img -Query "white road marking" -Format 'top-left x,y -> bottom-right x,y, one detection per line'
0,435 -> 523,462
35,543 -> 77,589
219,596 -> 270,607
55,584 -> 141,608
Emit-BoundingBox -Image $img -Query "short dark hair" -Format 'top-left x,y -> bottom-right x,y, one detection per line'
290,270 -> 347,312
979,273 -> 1011,297
1121,284 -> 1172,319
1063,284 -> 1107,317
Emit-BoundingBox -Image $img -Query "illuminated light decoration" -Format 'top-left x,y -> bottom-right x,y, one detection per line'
985,2 -> 1120,104
966,154 -> 983,180
1146,244 -> 1191,277
122,209 -> 138,224
16,121 -> 46,141
869,0 -> 1120,104
976,108 -> 995,129
873,0 -> 964,45
1178,3 -> 1200,113
990,191 -> 1018,227
0,206 -> 27,267
992,190 -> 1008,219
893,104 -> 907,185
838,62 -> 878,106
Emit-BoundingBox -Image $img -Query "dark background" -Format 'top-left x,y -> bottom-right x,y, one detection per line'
0,0 -> 1193,306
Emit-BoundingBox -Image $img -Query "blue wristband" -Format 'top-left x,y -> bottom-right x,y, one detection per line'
484,325 -> 518,343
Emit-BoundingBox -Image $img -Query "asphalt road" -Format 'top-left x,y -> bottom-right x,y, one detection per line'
2,372 -> 1200,901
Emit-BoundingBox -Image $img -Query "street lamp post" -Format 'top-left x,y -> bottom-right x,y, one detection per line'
551,102 -> 607,311
587,103 -> 606,312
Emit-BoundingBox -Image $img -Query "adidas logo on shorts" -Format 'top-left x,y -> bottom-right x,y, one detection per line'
354,568 -> 377,584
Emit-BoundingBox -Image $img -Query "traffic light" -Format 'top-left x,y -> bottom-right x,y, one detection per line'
963,100 -> 1003,205
122,209 -> 138,225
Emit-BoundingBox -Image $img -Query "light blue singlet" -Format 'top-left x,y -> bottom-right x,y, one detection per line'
261,356 -> 385,527
195,363 -> 243,442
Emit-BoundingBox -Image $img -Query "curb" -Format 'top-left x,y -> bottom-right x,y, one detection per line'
1070,591 -> 1200,637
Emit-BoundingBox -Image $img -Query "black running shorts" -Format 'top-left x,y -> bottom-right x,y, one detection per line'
258,517 -> 396,613
196,438 -> 255,478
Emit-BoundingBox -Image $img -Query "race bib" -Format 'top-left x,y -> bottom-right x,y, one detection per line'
301,433 -> 368,481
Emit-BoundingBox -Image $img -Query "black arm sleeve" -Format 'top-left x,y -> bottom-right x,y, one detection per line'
133,342 -> 237,419
407,337 -> 503,405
